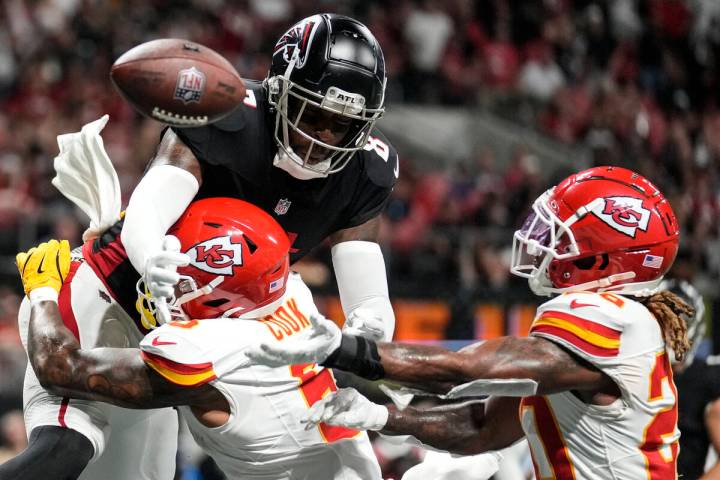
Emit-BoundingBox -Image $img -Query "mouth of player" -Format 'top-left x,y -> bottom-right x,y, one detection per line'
293,146 -> 330,165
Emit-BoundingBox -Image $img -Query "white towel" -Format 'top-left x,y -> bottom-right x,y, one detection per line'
51,115 -> 122,242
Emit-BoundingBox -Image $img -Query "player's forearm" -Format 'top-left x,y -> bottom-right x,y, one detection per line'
375,343 -> 474,393
28,302 -> 210,409
382,400 -> 518,456
324,335 -> 612,394
382,402 -> 485,455
376,336 -> 606,395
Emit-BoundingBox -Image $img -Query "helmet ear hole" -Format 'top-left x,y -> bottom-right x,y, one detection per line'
203,298 -> 230,308
573,256 -> 597,270
243,234 -> 258,254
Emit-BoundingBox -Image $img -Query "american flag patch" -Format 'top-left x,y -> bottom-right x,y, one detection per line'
642,254 -> 663,269
269,277 -> 285,293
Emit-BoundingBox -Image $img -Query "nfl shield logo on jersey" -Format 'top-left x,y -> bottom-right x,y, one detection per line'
174,67 -> 206,104
274,198 -> 292,215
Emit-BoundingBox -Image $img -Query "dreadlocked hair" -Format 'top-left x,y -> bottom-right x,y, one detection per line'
639,290 -> 694,361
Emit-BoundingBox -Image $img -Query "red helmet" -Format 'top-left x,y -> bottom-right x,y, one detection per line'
165,197 -> 290,320
510,166 -> 679,296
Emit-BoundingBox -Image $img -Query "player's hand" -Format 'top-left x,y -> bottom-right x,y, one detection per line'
144,235 -> 189,299
301,388 -> 388,431
342,307 -> 386,341
16,239 -> 71,296
245,313 -> 341,367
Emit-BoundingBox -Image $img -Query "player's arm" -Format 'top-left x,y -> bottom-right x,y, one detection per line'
328,217 -> 395,341
17,240 -> 218,410
369,336 -> 609,394
249,316 -> 610,395
305,387 -> 522,456
383,396 -> 523,455
701,399 -> 720,479
28,301 -> 218,409
120,129 -> 200,286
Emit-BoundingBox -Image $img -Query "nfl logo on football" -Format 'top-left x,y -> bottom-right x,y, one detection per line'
174,67 -> 205,104
274,198 -> 291,215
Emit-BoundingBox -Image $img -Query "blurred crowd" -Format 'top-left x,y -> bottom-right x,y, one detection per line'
1,0 -> 720,477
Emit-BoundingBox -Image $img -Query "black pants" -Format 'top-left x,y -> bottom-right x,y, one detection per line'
0,426 -> 93,480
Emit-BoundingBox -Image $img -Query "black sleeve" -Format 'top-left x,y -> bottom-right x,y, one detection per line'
343,182 -> 393,228
343,131 -> 398,228
0,426 -> 93,480
170,125 -> 212,164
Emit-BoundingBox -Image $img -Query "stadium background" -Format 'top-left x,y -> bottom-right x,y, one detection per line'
0,0 -> 719,478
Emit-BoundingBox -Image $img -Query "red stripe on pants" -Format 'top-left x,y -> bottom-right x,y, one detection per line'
57,397 -> 70,427
58,261 -> 81,341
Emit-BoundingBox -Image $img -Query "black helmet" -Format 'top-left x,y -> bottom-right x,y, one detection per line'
265,13 -> 386,178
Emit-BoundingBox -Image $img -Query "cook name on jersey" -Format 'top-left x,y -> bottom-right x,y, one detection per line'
171,80 -> 399,263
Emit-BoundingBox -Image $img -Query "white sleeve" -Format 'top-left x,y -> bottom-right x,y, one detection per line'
331,241 -> 395,341
121,165 -> 199,274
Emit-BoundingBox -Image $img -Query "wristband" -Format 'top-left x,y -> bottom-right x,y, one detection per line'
322,334 -> 385,380
29,287 -> 59,306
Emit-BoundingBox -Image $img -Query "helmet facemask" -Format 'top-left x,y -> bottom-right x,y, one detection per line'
266,50 -> 385,179
511,189 -> 642,296
135,274 -> 225,328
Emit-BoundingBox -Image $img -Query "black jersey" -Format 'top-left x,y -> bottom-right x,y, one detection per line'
676,356 -> 720,478
171,80 -> 399,263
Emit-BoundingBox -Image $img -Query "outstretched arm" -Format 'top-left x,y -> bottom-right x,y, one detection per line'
303,387 -> 523,456
383,397 -> 524,455
28,301 -> 218,409
372,335 -> 608,395
248,315 -> 610,395
18,240 -> 218,410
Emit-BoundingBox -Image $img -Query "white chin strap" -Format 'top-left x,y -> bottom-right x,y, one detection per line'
273,150 -> 329,180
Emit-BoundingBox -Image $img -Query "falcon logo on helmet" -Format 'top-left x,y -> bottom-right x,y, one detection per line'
592,196 -> 651,238
187,236 -> 243,275
273,18 -> 318,67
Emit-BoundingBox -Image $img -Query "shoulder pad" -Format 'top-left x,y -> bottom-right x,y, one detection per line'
211,80 -> 268,132
140,321 -> 218,386
357,129 -> 399,189
533,292 -> 627,359
140,321 -> 210,366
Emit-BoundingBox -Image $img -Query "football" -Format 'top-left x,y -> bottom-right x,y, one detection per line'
110,38 -> 246,127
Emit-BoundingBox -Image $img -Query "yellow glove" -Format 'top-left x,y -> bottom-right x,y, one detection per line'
16,239 -> 71,296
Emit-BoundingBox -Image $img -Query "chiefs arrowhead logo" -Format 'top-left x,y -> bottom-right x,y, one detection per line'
186,235 -> 243,275
591,196 -> 651,238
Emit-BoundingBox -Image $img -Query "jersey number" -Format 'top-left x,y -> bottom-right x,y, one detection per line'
640,351 -> 679,479
289,364 -> 358,443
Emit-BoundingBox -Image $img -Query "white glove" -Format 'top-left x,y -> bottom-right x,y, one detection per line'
245,313 -> 341,367
342,307 -> 386,341
302,388 -> 388,431
401,450 -> 502,480
144,235 -> 189,323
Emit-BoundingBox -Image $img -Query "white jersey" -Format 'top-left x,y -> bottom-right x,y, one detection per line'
19,260 -> 178,480
140,273 -> 381,480
519,291 -> 679,479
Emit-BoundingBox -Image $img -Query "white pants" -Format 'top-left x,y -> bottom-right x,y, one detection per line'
18,261 -> 178,480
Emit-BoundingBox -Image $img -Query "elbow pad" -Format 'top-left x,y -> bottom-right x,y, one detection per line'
121,165 -> 199,274
332,241 -> 395,341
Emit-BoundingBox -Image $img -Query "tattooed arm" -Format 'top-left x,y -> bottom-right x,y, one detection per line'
382,397 -> 524,455
371,336 -> 610,395
28,301 -> 220,409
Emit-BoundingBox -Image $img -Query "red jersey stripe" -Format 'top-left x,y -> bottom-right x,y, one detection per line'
540,310 -> 621,339
140,350 -> 214,375
532,325 -> 620,357
58,261 -> 81,341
